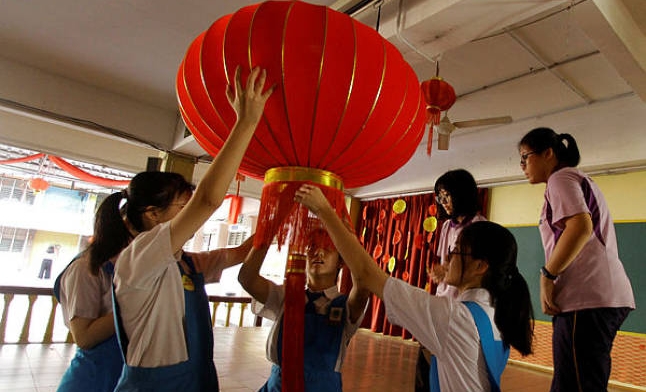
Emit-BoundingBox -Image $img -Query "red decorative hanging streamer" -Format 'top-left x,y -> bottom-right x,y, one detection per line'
1,153 -> 129,188
48,156 -> 130,187
0,152 -> 45,165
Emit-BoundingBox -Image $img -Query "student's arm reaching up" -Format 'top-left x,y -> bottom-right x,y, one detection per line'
170,67 -> 274,253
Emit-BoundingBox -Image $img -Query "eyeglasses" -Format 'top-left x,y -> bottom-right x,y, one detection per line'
519,151 -> 536,166
436,192 -> 451,205
448,246 -> 471,258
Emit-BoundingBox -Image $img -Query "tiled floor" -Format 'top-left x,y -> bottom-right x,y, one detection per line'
0,327 -> 630,391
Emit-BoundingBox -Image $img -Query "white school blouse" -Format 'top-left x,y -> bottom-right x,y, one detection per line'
384,278 -> 499,391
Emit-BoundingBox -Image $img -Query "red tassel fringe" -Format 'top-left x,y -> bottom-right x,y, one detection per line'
253,180 -> 350,254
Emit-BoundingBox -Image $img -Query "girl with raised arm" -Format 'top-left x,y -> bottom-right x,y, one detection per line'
295,184 -> 534,391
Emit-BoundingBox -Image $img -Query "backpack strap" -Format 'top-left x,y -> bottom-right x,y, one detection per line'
463,301 -> 509,392
112,284 -> 129,361
428,301 -> 510,392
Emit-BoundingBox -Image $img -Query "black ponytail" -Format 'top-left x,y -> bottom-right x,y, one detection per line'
88,191 -> 130,275
556,133 -> 580,167
519,127 -> 580,168
459,221 -> 535,356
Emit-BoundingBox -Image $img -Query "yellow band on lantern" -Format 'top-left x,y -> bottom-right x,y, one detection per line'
264,167 -> 344,190
286,253 -> 307,274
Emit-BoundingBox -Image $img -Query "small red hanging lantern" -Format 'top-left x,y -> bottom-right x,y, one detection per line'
28,177 -> 49,193
420,63 -> 456,155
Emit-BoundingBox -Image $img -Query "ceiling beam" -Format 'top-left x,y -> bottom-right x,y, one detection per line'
575,0 -> 646,102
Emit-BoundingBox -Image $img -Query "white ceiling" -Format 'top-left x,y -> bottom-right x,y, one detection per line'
1,0 -> 645,199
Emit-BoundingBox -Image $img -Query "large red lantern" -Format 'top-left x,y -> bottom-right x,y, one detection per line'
177,2 -> 426,390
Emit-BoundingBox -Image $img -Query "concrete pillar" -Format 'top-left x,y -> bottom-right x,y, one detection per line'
158,151 -> 196,183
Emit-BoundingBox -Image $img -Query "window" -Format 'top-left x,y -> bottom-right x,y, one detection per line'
0,177 -> 35,204
0,226 -> 31,252
227,230 -> 248,247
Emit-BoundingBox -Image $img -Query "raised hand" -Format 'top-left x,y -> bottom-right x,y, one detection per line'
294,184 -> 331,215
226,66 -> 274,128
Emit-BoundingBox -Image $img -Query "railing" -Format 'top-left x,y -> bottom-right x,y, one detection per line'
0,285 -> 260,344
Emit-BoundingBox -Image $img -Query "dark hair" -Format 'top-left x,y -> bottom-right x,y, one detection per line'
88,171 -> 193,275
518,127 -> 580,168
434,169 -> 480,220
458,221 -> 534,356
88,192 -> 130,275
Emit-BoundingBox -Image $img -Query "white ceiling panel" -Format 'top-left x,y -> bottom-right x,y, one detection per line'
0,0 -> 644,199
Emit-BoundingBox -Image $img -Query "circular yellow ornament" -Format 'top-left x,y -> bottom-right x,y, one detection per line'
392,199 -> 407,214
423,216 -> 438,232
387,256 -> 396,272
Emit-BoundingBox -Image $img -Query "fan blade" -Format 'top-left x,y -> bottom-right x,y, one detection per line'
453,116 -> 512,128
438,132 -> 450,150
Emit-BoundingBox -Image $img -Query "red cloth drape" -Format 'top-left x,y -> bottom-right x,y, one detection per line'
0,153 -> 45,165
0,153 -> 129,188
48,156 -> 130,187
357,188 -> 488,339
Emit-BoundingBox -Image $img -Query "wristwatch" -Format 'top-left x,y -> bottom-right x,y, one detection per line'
540,266 -> 558,280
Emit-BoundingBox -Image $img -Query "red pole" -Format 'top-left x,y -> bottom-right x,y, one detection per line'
282,252 -> 306,392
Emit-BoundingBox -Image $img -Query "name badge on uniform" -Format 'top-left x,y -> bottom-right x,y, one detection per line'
182,274 -> 195,291
328,306 -> 343,325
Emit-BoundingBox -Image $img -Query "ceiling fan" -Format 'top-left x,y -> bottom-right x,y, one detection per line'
433,112 -> 513,150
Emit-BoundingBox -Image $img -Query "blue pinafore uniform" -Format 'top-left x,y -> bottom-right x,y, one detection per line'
261,291 -> 348,392
430,301 -> 510,392
112,254 -> 219,392
54,257 -> 123,392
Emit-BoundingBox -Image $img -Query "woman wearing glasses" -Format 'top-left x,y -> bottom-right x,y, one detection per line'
431,169 -> 487,298
518,127 -> 634,391
415,169 -> 487,391
295,185 -> 534,392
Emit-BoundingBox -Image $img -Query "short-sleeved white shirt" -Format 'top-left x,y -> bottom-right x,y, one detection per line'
114,221 -> 232,367
435,213 -> 486,298
384,277 -> 497,391
251,283 -> 365,372
539,167 -> 634,312
114,222 -> 188,367
58,252 -> 113,328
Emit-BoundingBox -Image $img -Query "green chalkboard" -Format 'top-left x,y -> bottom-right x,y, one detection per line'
508,223 -> 645,334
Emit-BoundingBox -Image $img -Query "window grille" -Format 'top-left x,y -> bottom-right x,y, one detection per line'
0,226 -> 30,252
227,230 -> 248,247
0,177 -> 35,204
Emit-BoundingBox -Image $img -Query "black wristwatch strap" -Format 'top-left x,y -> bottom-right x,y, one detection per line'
540,266 -> 558,280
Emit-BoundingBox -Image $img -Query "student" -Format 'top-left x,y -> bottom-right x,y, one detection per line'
238,228 -> 370,392
54,193 -> 129,392
111,66 -> 273,392
417,169 -> 486,391
431,169 -> 486,298
518,127 -> 634,391
295,184 -> 534,391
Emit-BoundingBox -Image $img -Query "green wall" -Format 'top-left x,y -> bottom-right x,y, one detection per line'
509,224 -> 644,333
490,170 -> 646,334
